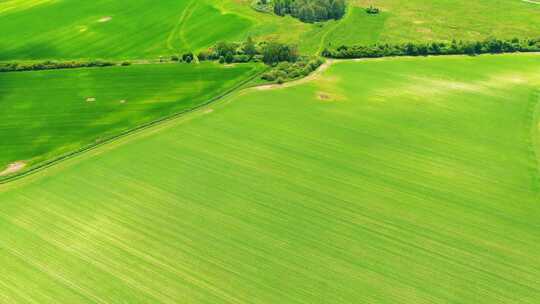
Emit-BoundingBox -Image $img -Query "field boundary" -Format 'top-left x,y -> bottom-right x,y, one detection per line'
0,67 -> 267,184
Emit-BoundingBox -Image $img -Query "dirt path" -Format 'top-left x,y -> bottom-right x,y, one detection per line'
0,162 -> 26,177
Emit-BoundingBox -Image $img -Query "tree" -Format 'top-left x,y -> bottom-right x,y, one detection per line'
182,52 -> 194,63
262,42 -> 298,65
243,36 -> 257,59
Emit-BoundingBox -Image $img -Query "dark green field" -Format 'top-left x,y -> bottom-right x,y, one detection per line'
0,62 -> 263,173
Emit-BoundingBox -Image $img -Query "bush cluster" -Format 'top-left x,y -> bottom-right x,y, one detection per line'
0,60 -> 115,72
252,0 -> 273,13
322,38 -> 540,58
261,57 -> 324,83
365,6 -> 380,14
198,38 -> 299,65
274,0 -> 347,23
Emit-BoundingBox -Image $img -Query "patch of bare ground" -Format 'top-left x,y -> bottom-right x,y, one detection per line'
0,162 -> 26,177
98,16 -> 112,23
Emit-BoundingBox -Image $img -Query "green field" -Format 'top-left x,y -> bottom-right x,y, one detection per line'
0,62 -> 263,175
1,0 -> 539,60
352,0 -> 540,43
1,54 -> 539,303
0,0 -> 308,60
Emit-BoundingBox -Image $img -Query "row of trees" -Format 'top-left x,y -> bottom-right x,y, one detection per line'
198,38 -> 299,65
0,60 -> 115,73
274,0 -> 346,23
322,38 -> 540,58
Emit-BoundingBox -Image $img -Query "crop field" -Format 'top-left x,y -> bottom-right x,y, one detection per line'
0,0 -> 308,60
1,0 -> 538,60
352,0 -> 540,43
0,62 -> 263,176
0,54 -> 539,303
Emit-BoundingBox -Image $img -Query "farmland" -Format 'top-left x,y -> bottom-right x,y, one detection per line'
0,62 -> 263,175
1,0 -> 539,60
0,54 -> 539,303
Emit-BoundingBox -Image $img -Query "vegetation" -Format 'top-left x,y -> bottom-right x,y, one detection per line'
322,37 -> 540,58
1,54 -> 539,303
0,63 -> 263,173
0,60 -> 115,73
199,39 -> 301,66
2,0 -> 540,59
274,0 -> 347,23
261,57 -> 324,82
365,5 -> 380,14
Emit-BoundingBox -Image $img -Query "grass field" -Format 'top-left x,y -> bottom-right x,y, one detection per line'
1,0 -> 538,60
0,0 -> 308,60
0,54 -> 539,303
0,62 -> 263,176
352,0 -> 540,43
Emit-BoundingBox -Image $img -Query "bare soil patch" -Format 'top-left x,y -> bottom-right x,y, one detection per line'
98,16 -> 112,23
86,97 -> 96,102
0,162 -> 27,176
317,92 -> 331,100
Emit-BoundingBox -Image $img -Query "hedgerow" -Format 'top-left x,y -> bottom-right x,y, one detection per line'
322,37 -> 540,58
0,60 -> 115,73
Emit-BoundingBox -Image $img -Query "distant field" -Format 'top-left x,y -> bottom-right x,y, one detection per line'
1,0 -> 538,60
0,0 -> 308,60
1,54 -> 539,303
351,0 -> 540,43
0,62 -> 263,176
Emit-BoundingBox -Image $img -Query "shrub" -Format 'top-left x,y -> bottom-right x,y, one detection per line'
182,52 -> 194,63
366,6 -> 380,14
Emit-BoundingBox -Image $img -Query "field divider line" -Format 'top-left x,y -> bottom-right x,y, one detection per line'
0,67 -> 268,185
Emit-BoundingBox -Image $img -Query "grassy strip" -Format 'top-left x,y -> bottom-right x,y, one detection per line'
0,67 -> 267,184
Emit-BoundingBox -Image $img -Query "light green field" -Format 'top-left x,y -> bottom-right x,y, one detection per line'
0,62 -> 263,176
352,0 -> 540,43
1,0 -> 539,60
1,54 -> 539,303
0,0 -> 309,60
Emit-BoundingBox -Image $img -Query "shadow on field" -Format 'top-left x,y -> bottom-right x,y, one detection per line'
0,42 -> 59,61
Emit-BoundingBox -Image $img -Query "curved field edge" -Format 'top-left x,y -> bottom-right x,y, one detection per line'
0,64 -> 266,184
0,54 -> 539,303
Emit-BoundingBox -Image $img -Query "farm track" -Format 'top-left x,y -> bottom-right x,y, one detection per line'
166,0 -> 198,54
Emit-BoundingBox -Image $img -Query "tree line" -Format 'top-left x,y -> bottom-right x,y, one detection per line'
322,37 -> 540,58
0,60 -> 116,73
273,0 -> 346,23
197,38 -> 323,83
198,37 -> 299,65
